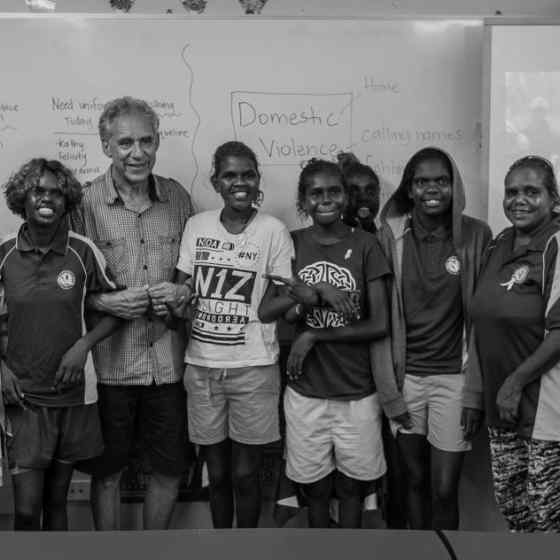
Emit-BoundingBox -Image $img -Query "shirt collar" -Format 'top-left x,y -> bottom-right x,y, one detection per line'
514,218 -> 560,254
103,166 -> 169,205
498,219 -> 560,266
16,220 -> 69,255
408,211 -> 451,241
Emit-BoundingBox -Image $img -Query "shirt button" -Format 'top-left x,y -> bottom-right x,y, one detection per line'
140,239 -> 145,244
149,343 -> 154,347
143,265 -> 148,270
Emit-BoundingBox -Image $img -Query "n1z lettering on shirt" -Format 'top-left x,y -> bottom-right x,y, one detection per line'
192,264 -> 256,346
194,265 -> 255,302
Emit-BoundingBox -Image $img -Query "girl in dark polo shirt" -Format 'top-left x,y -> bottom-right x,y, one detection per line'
376,147 -> 491,530
0,158 -> 119,530
465,156 -> 560,532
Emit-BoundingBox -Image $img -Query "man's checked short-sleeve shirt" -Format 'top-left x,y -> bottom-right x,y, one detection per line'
71,168 -> 193,386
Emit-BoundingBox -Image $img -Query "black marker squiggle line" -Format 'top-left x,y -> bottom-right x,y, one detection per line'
180,43 -> 201,200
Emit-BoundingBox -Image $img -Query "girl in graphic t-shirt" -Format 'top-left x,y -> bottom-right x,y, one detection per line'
174,141 -> 293,528
259,158 -> 392,528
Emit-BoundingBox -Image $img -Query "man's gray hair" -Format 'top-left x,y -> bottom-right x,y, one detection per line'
98,96 -> 159,142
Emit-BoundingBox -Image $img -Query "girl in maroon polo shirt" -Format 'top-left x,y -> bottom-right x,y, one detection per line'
0,158 -> 119,531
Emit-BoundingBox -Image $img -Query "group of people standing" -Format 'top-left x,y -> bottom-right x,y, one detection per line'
1,95 -> 560,533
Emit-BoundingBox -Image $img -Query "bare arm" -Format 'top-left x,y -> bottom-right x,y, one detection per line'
287,278 -> 388,378
258,274 -> 320,324
496,329 -> 560,424
306,278 -> 388,344
55,315 -> 122,389
147,267 -> 195,319
0,313 -> 24,407
87,287 -> 150,320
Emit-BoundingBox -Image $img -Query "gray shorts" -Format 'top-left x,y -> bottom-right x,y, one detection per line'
390,373 -> 471,452
184,363 -> 280,445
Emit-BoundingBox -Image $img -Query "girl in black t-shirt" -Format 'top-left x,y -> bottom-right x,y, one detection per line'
260,159 -> 392,528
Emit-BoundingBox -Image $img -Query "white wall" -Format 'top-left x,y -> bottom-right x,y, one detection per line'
2,0 -> 560,16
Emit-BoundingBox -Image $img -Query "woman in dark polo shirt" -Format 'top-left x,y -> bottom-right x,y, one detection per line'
0,158 -> 119,530
376,147 -> 491,530
464,156 -> 560,532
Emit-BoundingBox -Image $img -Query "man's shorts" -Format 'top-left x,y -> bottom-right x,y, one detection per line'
390,373 -> 471,452
284,386 -> 387,484
184,364 -> 280,446
78,382 -> 189,478
6,403 -> 103,474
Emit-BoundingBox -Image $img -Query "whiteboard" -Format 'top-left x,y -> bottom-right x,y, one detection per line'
487,24 -> 560,233
0,16 -> 484,238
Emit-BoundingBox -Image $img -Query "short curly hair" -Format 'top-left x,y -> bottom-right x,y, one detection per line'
98,96 -> 159,143
3,158 -> 83,219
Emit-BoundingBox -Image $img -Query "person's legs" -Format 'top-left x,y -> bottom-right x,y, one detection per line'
426,373 -> 471,530
231,441 -> 264,528
225,365 -> 279,528
527,438 -> 560,532
488,427 -> 534,532
334,471 -> 366,528
88,385 -> 137,531
430,448 -> 464,530
12,470 -> 44,530
42,460 -> 74,530
283,387 -> 334,528
332,394 -> 386,529
6,406 -> 53,530
141,381 -> 189,530
91,471 -> 123,530
302,473 -> 333,528
392,374 -> 431,529
397,433 -> 431,529
52,404 -> 105,531
144,471 -> 182,530
381,417 -> 408,528
202,440 -> 234,528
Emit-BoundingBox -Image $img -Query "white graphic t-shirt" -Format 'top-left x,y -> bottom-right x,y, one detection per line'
177,209 -> 294,368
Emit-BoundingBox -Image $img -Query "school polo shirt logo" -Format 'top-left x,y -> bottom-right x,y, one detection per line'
500,265 -> 529,291
57,270 -> 76,290
445,256 -> 461,275
299,261 -> 358,328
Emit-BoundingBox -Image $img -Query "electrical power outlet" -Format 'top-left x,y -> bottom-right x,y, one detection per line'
67,480 -> 91,501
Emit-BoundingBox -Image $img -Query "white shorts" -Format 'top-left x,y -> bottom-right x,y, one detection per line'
284,386 -> 386,484
390,373 -> 471,452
